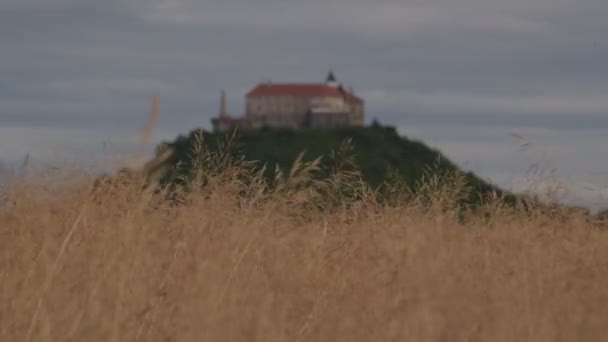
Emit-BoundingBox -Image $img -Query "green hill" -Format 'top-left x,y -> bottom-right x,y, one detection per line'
155,123 -> 513,207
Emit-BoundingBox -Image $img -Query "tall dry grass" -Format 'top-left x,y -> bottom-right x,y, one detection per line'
2,138 -> 608,341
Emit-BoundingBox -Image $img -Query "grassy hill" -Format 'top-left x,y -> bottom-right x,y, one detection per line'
157,123 -> 514,207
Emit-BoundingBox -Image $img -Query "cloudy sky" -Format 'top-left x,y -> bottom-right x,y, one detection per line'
1,0 -> 607,208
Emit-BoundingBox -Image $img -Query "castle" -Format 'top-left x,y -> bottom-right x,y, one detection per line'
211,71 -> 364,132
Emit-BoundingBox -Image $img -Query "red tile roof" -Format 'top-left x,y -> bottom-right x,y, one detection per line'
246,83 -> 363,104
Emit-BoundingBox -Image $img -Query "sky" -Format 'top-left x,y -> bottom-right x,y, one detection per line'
1,0 -> 607,208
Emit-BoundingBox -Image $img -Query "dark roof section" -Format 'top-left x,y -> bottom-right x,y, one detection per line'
326,70 -> 337,83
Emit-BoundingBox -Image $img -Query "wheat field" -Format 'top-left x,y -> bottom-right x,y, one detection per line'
2,149 -> 608,341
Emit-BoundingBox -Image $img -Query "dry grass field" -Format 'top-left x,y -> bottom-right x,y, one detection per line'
2,152 -> 608,341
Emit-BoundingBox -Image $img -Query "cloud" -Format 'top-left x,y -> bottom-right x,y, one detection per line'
363,86 -> 608,115
0,125 -> 130,162
0,122 -> 182,167
139,0 -> 559,36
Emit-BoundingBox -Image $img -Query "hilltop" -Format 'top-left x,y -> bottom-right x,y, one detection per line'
157,123 -> 514,206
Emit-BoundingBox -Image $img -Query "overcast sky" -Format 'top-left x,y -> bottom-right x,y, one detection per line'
1,0 -> 607,208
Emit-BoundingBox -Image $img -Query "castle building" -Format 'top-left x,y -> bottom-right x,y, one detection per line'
211,71 -> 364,132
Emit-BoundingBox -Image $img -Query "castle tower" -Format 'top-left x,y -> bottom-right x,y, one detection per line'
326,69 -> 339,87
219,90 -> 228,118
212,90 -> 239,132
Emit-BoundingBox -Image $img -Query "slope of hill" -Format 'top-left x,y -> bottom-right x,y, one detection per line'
157,123 -> 512,206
